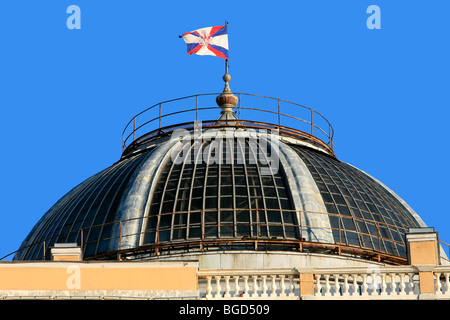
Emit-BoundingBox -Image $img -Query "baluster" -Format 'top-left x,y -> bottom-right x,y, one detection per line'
288,275 -> 295,297
243,276 -> 250,298
408,273 -> 415,295
206,276 -> 213,299
351,274 -> 358,296
261,275 -> 268,298
445,273 -> 450,295
324,275 -> 331,297
435,273 -> 442,295
379,274 -> 387,296
224,276 -> 231,298
369,272 -> 379,295
361,274 -> 369,296
279,275 -> 287,297
252,275 -> 259,298
386,273 -> 396,295
215,276 -> 222,298
233,275 -> 241,297
342,275 -> 349,296
393,273 -> 399,295
315,274 -> 322,296
399,273 -> 406,296
333,274 -> 340,296
270,275 -> 278,297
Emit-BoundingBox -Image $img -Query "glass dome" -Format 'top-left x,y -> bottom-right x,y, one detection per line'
15,92 -> 426,265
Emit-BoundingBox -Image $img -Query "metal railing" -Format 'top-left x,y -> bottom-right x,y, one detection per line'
4,209 -> 412,265
121,93 -> 335,155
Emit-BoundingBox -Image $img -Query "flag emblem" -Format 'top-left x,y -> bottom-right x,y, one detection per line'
181,25 -> 229,60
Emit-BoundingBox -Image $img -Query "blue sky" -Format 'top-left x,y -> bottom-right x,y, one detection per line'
1,0 -> 449,260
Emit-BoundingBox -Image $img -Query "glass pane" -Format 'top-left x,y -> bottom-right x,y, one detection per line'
158,230 -> 170,242
205,226 -> 218,238
269,225 -> 283,237
220,197 -> 233,209
236,224 -> 250,237
172,228 -> 186,240
220,224 -> 234,237
205,211 -> 218,224
190,212 -> 201,224
220,210 -> 234,223
346,231 -> 360,246
189,227 -> 201,239
205,197 -> 218,209
236,210 -> 250,223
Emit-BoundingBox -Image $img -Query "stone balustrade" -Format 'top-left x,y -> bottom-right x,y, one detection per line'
312,266 -> 419,299
197,269 -> 299,299
198,266 -> 450,300
434,267 -> 450,297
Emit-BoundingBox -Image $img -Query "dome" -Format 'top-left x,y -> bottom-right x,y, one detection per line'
16,85 -> 427,266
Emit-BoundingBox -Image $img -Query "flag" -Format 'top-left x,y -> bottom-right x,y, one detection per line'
180,25 -> 228,60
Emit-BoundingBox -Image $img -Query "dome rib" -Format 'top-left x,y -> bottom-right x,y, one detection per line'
277,140 -> 333,243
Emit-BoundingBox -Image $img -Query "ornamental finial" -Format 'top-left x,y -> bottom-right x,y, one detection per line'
216,62 -> 238,121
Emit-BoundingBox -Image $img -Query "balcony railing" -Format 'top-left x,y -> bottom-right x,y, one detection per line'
312,266 -> 419,299
198,269 -> 299,299
198,265 -> 450,300
198,266 -> 422,300
121,93 -> 335,156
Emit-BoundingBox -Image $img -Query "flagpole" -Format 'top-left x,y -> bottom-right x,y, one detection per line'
225,21 -> 229,75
